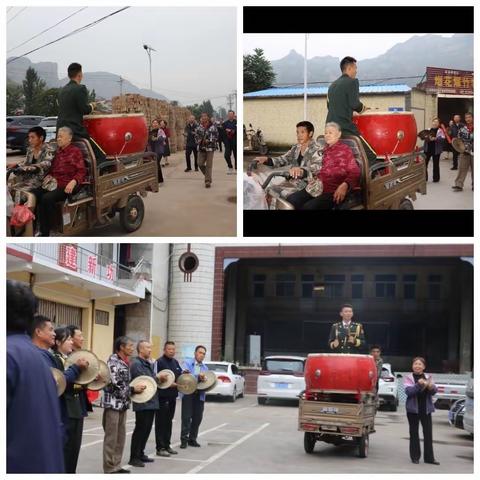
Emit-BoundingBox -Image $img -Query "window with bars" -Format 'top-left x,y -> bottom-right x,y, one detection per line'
275,273 -> 296,297
95,310 -> 109,326
37,299 -> 82,327
403,274 -> 417,299
324,274 -> 345,298
375,274 -> 397,298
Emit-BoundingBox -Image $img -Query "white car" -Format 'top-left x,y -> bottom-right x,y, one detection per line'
204,361 -> 245,402
378,363 -> 399,411
257,355 -> 306,405
38,116 -> 57,142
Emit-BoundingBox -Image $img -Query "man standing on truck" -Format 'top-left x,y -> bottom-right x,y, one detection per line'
326,56 -> 377,166
57,62 -> 106,165
328,303 -> 366,353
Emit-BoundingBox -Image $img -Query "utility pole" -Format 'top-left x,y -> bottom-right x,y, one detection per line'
117,76 -> 124,96
232,90 -> 237,111
143,44 -> 156,92
227,93 -> 233,111
304,33 -> 308,121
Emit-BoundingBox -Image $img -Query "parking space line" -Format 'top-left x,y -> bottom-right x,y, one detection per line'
83,419 -> 135,433
187,423 -> 270,474
81,430 -> 133,449
219,429 -> 252,433
233,405 -> 257,414
120,422 -> 229,471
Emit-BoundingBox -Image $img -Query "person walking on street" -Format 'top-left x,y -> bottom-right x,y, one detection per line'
184,115 -> 199,172
452,112 -> 474,192
155,341 -> 183,457
223,110 -> 237,173
180,345 -> 209,448
449,114 -> 464,170
328,304 -> 366,353
102,336 -> 146,474
404,357 -> 440,465
147,119 -> 165,183
423,118 -> 445,182
195,113 -> 218,188
129,340 -> 159,468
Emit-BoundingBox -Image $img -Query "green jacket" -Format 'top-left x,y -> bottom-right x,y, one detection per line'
57,80 -> 93,138
328,320 -> 366,353
326,74 -> 366,136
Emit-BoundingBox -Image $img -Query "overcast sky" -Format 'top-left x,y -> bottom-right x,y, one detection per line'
243,34 -> 455,61
7,6 -> 236,109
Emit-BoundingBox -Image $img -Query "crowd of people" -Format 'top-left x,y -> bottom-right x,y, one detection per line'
7,280 -> 210,474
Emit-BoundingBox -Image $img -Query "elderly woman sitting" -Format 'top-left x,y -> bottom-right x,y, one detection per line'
287,122 -> 360,209
32,127 -> 86,236
254,121 -> 323,199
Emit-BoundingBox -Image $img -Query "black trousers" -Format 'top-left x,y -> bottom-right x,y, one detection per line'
224,138 -> 237,169
130,410 -> 155,460
32,186 -> 80,236
155,154 -> 164,182
287,189 -> 335,210
218,139 -> 223,152
407,412 -> 435,462
155,398 -> 176,450
181,392 -> 205,442
185,145 -> 198,170
425,153 -> 440,182
64,417 -> 84,473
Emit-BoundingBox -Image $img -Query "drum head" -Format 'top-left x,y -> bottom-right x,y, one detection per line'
65,350 -> 100,385
452,137 -> 466,154
51,367 -> 66,397
130,376 -> 157,403
87,360 -> 111,391
156,369 -> 175,389
176,373 -> 197,395
196,370 -> 217,391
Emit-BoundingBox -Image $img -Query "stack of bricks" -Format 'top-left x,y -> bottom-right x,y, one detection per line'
111,94 -> 192,153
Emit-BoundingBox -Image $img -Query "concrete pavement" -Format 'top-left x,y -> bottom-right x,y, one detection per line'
76,395 -> 473,474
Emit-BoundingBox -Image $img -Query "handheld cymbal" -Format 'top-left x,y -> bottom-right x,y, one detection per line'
87,360 -> 111,391
156,369 -> 175,389
196,370 -> 217,392
130,375 -> 157,403
65,350 -> 100,385
176,373 -> 197,395
51,367 -> 66,397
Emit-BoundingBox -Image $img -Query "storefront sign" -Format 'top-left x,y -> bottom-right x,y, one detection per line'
58,244 -> 78,271
87,255 -> 97,276
425,67 -> 473,95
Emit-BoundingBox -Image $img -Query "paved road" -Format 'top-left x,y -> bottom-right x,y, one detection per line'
7,148 -> 237,236
77,395 -> 473,474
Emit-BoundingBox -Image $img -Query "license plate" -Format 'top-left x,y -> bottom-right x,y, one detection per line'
275,383 -> 289,389
321,425 -> 337,431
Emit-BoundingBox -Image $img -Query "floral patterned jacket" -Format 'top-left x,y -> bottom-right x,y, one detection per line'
195,122 -> 218,152
14,143 -> 56,190
101,354 -> 132,411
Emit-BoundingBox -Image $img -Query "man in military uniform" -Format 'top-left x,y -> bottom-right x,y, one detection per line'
328,303 -> 365,353
326,56 -> 377,165
57,63 -> 106,165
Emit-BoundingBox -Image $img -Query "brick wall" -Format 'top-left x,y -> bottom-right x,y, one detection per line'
112,94 -> 191,153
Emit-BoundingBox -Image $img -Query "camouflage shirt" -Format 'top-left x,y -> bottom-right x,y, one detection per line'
101,354 -> 132,411
14,143 -> 56,191
195,122 -> 219,152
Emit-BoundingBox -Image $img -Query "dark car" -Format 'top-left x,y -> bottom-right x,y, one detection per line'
6,115 -> 44,153
448,398 -> 465,430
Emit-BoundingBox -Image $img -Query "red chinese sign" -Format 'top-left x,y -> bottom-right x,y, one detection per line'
58,244 -> 78,272
87,255 -> 97,276
106,263 -> 115,281
425,67 -> 473,95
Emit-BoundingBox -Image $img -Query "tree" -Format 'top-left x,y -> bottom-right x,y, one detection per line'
243,48 -> 276,93
186,99 -> 214,119
22,67 -> 46,114
7,82 -> 24,114
40,88 -> 60,116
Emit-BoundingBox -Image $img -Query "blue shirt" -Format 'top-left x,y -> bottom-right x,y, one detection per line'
7,333 -> 65,473
182,357 -> 209,401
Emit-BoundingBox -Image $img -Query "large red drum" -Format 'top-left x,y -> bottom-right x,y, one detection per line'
83,113 -> 148,156
353,111 -> 418,158
304,353 -> 377,394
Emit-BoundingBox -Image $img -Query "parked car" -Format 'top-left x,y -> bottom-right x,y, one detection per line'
463,374 -> 473,437
6,115 -> 44,153
257,355 -> 306,405
433,378 -> 467,409
38,116 -> 57,142
448,398 -> 465,430
378,363 -> 399,411
204,361 -> 245,402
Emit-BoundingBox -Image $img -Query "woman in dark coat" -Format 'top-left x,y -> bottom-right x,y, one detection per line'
404,357 -> 440,465
160,120 -> 171,166
147,119 -> 165,183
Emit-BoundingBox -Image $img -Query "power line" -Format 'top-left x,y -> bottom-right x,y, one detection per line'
273,75 -> 424,88
7,7 -> 28,24
7,7 -> 130,64
7,7 -> 89,54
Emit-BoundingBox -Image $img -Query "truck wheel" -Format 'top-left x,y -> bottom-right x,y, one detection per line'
257,397 -> 266,405
304,432 -> 316,454
119,195 -> 144,232
358,433 -> 369,458
399,198 -> 414,210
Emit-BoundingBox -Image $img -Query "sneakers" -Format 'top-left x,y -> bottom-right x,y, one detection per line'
156,449 -> 171,457
166,447 -> 178,455
452,186 -> 463,192
128,459 -> 145,468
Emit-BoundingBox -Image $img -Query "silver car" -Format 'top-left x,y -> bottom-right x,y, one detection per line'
257,355 -> 306,404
